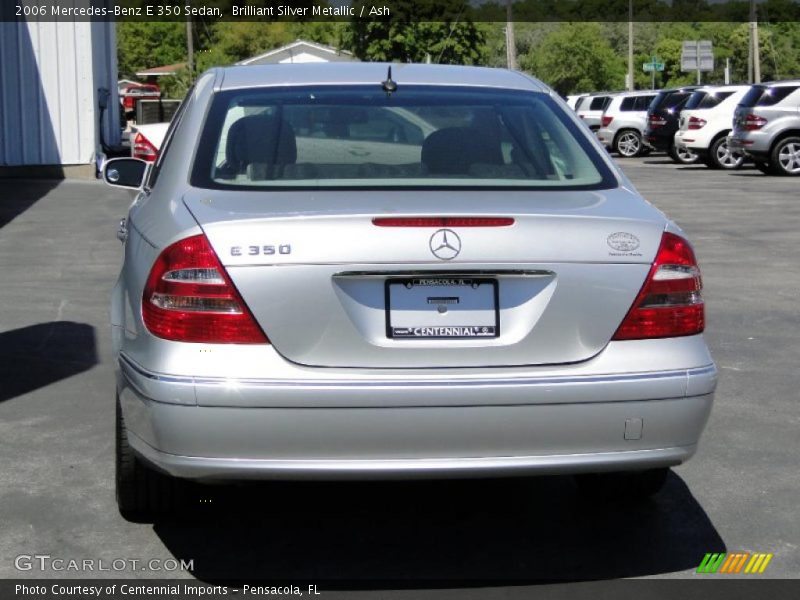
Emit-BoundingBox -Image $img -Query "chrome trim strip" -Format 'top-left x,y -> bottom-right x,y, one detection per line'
119,353 -> 715,390
126,430 -> 694,480
332,269 -> 553,279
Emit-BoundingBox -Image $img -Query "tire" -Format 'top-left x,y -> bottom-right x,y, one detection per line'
770,136 -> 800,176
668,142 -> 699,165
116,396 -> 186,519
575,468 -> 669,502
704,135 -> 744,170
614,129 -> 643,158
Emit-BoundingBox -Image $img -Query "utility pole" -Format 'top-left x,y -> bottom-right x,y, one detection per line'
750,0 -> 761,84
186,2 -> 194,80
627,0 -> 634,91
505,0 -> 517,70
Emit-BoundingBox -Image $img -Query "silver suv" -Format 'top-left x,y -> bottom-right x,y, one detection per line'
729,80 -> 800,175
596,91 -> 658,157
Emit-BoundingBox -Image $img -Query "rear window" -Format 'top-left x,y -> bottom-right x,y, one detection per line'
740,85 -> 799,107
636,95 -> 655,110
650,91 -> 692,110
191,86 -> 616,191
621,96 -> 654,111
589,96 -> 611,111
685,90 -> 735,110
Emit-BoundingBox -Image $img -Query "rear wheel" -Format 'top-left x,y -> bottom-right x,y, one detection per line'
669,142 -> 699,165
706,136 -> 744,170
116,395 -> 186,519
575,467 -> 669,501
771,136 -> 800,176
614,130 -> 643,158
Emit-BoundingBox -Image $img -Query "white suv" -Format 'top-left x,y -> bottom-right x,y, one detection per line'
674,85 -> 749,169
596,91 -> 658,157
575,93 -> 614,132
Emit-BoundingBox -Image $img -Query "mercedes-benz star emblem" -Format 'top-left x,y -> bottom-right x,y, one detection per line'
429,229 -> 461,260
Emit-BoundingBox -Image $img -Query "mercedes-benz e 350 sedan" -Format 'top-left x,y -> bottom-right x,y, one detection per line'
103,64 -> 716,516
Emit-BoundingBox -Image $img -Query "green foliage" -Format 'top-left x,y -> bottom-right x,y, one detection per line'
159,68 -> 194,100
519,23 -> 625,95
344,0 -> 486,64
117,22 -> 187,78
117,17 -> 800,97
195,22 -> 293,71
728,23 -> 787,83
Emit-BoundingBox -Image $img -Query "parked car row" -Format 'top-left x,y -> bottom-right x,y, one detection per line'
569,80 -> 800,175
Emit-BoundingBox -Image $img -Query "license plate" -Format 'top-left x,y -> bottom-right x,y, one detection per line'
386,277 -> 499,339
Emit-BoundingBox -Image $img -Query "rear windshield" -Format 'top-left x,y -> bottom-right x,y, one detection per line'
621,96 -> 655,111
651,90 -> 692,112
589,96 -> 611,111
191,86 -> 616,191
685,90 -> 735,110
740,85 -> 799,107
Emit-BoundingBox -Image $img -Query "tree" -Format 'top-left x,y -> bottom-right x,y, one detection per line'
195,22 -> 294,72
728,23 -> 788,83
117,22 -> 187,78
520,23 -> 625,95
652,37 -> 694,88
344,0 -> 486,64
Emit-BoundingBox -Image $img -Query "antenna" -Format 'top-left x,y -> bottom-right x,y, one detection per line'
381,66 -> 397,94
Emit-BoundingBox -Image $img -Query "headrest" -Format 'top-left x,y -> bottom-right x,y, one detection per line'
421,127 -> 503,175
225,114 -> 297,174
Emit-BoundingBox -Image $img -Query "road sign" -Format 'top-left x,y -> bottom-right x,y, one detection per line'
681,40 -> 714,72
643,62 -> 665,72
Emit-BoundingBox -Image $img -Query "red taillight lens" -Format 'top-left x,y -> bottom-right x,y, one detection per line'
372,217 -> 514,227
142,234 -> 268,344
612,232 -> 704,340
648,114 -> 667,128
133,132 -> 159,162
688,116 -> 707,130
601,115 -> 613,127
743,114 -> 768,130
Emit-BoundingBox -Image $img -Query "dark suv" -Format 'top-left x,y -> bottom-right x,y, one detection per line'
644,86 -> 701,163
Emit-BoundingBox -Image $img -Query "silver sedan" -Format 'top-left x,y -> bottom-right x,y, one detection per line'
102,63 -> 716,516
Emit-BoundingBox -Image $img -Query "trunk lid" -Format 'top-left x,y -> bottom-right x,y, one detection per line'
183,188 -> 666,368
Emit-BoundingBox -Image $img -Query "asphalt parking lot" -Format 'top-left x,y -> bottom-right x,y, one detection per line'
0,158 -> 798,586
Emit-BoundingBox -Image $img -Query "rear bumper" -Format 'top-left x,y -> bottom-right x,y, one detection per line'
644,130 -> 673,151
596,127 -> 613,147
119,356 -> 716,481
728,132 -> 772,157
674,130 -> 710,154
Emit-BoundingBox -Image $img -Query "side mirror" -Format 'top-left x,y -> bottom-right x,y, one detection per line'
103,158 -> 149,190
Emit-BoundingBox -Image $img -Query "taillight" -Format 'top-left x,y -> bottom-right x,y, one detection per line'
372,217 -> 514,227
743,114 -> 768,130
612,232 -> 704,340
601,115 -> 614,127
648,114 -> 667,128
133,132 -> 158,162
142,234 -> 268,344
688,116 -> 707,130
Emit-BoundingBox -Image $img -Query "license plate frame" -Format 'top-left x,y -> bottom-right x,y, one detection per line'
385,277 -> 500,340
